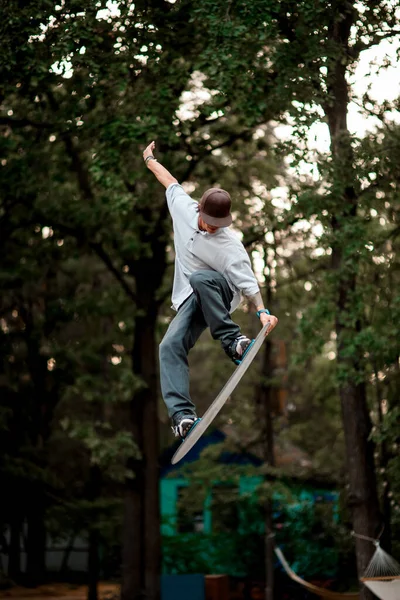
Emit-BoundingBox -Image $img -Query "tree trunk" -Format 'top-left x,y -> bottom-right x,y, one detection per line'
23,305 -> 60,586
121,305 -> 161,600
261,343 -> 275,600
116,187 -> 168,600
7,514 -> 21,581
59,535 -> 76,573
337,375 -> 381,592
373,363 -> 391,552
87,467 -> 102,600
326,5 -> 382,596
257,250 -> 275,600
87,529 -> 100,600
330,98 -> 381,600
25,488 -> 46,585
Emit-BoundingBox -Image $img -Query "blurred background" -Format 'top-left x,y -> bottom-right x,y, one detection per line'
0,1 -> 399,600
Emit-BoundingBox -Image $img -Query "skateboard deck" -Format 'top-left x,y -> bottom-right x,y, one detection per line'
171,322 -> 271,465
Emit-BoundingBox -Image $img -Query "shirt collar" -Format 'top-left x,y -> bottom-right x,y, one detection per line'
190,212 -> 207,235
190,212 -> 223,237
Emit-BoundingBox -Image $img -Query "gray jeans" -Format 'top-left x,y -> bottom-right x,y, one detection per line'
159,270 -> 241,420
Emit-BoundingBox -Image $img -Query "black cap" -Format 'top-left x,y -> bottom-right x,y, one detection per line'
199,188 -> 232,227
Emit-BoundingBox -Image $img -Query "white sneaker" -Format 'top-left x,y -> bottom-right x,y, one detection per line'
229,335 -> 253,365
172,416 -> 199,440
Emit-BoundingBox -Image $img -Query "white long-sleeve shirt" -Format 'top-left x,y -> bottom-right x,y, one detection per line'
166,183 -> 260,312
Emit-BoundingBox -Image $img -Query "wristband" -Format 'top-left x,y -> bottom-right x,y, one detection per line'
145,155 -> 157,164
256,308 -> 270,318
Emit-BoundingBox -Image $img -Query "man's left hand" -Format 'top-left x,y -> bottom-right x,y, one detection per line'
143,140 -> 156,162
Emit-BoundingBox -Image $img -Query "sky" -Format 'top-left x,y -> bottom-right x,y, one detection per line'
276,37 -> 400,156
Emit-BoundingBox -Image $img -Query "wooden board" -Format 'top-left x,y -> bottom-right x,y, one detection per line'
171,323 -> 270,465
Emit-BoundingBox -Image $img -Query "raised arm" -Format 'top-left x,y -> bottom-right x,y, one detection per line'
143,141 -> 178,188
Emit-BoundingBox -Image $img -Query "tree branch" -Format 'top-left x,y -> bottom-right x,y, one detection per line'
90,242 -> 138,305
55,129 -> 138,304
350,30 -> 400,59
62,134 -> 95,202
45,218 -> 139,305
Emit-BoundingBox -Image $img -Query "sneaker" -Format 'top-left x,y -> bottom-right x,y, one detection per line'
228,335 -> 254,365
172,414 -> 199,440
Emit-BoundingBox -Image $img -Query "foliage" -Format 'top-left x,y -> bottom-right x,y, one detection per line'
162,494 -> 352,580
0,0 -> 399,595
274,500 -> 353,579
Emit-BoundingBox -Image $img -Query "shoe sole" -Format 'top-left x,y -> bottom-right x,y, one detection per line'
234,339 -> 255,365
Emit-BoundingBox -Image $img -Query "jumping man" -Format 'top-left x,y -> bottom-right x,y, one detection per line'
143,141 -> 278,440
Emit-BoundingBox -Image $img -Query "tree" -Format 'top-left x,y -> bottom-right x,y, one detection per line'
182,1 -> 400,597
1,2 -> 279,597
2,2 -> 399,599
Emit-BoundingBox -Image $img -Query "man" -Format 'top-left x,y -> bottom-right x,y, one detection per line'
143,141 -> 278,439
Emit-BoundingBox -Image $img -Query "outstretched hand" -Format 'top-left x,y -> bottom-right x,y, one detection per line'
143,140 -> 156,161
142,140 -> 178,187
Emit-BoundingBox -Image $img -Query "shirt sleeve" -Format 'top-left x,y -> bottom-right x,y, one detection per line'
165,183 -> 197,221
224,250 -> 260,297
